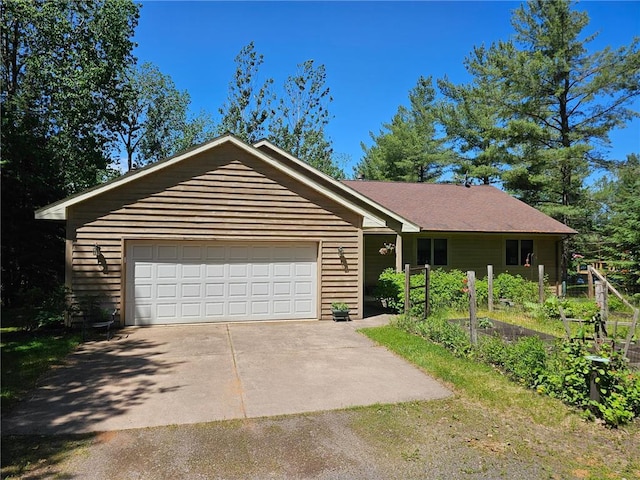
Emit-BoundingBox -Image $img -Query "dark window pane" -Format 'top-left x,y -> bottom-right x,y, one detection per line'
521,240 -> 534,265
506,240 -> 519,265
433,239 -> 448,265
417,238 -> 431,265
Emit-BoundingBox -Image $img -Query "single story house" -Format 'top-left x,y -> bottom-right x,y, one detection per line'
36,134 -> 576,325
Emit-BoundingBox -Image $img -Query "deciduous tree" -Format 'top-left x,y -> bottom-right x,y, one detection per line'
1,0 -> 139,305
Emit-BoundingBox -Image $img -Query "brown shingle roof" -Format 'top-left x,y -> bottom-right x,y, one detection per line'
342,181 -> 576,234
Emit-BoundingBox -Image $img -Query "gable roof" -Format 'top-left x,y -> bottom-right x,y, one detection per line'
35,135 -> 420,232
342,180 -> 577,235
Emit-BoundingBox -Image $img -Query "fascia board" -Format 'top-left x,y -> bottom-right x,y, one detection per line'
35,135 -> 388,229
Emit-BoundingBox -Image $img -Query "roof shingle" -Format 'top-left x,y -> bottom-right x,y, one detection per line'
342,181 -> 576,234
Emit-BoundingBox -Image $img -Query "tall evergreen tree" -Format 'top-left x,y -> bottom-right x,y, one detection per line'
451,0 -> 639,278
437,74 -> 510,185
596,154 -> 640,290
357,77 -> 449,182
464,0 -> 639,226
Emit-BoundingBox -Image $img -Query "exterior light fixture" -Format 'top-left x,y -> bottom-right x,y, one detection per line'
338,246 -> 345,256
93,244 -> 101,258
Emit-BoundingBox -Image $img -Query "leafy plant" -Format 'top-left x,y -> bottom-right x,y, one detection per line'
331,302 -> 349,311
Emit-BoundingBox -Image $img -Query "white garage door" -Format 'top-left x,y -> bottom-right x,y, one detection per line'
125,242 -> 317,325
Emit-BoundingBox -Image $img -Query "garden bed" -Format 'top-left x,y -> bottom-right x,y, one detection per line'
450,318 -> 557,343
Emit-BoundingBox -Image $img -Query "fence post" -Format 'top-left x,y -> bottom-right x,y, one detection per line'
424,264 -> 430,319
487,265 -> 493,312
587,267 -> 594,298
468,270 -> 478,345
595,281 -> 608,341
538,265 -> 545,303
404,264 -> 410,316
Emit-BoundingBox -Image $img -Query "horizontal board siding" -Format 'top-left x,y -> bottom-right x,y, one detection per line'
70,144 -> 361,321
364,233 -> 559,288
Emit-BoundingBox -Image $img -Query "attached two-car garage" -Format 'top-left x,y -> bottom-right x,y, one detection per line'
125,241 -> 318,325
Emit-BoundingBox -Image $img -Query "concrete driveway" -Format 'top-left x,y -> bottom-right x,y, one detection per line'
2,316 -> 451,434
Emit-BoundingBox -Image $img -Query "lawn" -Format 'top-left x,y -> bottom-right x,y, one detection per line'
1,327 -> 81,412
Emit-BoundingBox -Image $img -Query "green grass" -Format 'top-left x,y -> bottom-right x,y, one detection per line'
361,325 -> 571,425
1,327 -> 81,412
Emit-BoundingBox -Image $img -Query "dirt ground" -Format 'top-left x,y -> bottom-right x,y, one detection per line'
4,395 -> 639,480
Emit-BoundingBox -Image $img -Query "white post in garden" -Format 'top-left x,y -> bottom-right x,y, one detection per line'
538,265 -> 545,304
468,270 -> 478,345
487,265 -> 493,312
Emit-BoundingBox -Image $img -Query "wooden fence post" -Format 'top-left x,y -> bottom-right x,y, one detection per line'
468,270 -> 478,345
404,264 -> 410,316
587,268 -> 594,299
487,265 -> 493,312
538,265 -> 545,303
424,264 -> 430,319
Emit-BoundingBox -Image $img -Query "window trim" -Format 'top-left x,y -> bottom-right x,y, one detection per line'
505,239 -> 534,266
417,237 -> 448,266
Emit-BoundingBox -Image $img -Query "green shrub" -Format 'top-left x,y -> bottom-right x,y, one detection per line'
503,336 -> 548,388
13,285 -> 74,330
476,336 -> 507,367
396,313 -> 640,427
476,335 -> 548,387
374,268 -> 404,312
375,268 -> 491,317
398,314 -> 472,358
493,273 -> 539,305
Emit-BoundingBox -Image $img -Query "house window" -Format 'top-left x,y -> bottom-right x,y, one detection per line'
417,238 -> 447,266
506,239 -> 534,266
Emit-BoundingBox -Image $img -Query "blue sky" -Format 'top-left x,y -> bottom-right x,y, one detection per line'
133,1 -> 640,176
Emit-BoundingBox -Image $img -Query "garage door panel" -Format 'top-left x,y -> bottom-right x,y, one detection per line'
206,283 -> 224,297
156,304 -> 177,318
205,303 -> 224,316
157,245 -> 178,260
181,303 -> 201,317
295,299 -> 313,314
157,264 -> 177,278
127,242 -> 317,325
157,284 -> 177,299
181,283 -> 201,297
251,283 -> 269,296
206,264 -> 224,278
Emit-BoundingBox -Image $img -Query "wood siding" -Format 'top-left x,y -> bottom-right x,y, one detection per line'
68,143 -> 361,321
364,233 -> 563,289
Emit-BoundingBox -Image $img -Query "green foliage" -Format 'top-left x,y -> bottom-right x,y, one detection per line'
376,268 -> 513,317
541,341 -> 640,426
395,314 -> 472,358
528,296 -> 599,322
476,335 -> 548,388
218,41 -> 275,143
493,273 -> 539,305
1,0 -> 140,306
114,62 -> 214,170
331,302 -> 349,311
356,76 -> 451,181
396,313 -> 639,426
270,60 -> 342,178
595,154 -> 640,289
10,285 -> 75,330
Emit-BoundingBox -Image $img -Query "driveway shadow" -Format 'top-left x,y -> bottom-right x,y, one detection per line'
1,333 -> 184,435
